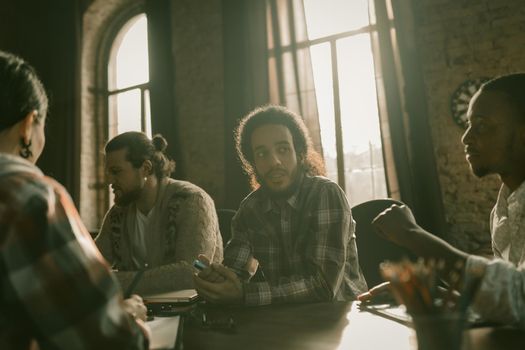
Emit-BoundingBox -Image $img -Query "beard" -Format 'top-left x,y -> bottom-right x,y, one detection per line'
468,134 -> 517,178
114,186 -> 143,206
469,164 -> 491,178
257,168 -> 303,199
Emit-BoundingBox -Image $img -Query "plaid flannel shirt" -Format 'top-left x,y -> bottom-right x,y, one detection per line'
224,175 -> 368,306
0,154 -> 148,350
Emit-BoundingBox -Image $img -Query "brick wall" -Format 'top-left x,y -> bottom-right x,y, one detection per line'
412,0 -> 525,251
81,0 -> 225,230
170,0 -> 225,207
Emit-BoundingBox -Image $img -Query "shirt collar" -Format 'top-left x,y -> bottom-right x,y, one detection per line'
259,173 -> 305,213
495,180 -> 525,218
508,180 -> 525,204
498,180 -> 525,205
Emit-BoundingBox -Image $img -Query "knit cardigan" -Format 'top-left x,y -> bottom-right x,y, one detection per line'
95,178 -> 223,295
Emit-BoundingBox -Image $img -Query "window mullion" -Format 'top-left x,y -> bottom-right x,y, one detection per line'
140,87 -> 146,132
330,40 -> 345,191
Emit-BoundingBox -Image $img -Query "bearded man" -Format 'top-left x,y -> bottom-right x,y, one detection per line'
194,106 -> 367,305
96,132 -> 223,295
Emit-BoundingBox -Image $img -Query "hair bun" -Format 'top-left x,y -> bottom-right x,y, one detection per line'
152,134 -> 168,152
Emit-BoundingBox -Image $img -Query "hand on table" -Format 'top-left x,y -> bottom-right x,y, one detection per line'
195,253 -> 259,283
122,294 -> 147,321
193,263 -> 244,304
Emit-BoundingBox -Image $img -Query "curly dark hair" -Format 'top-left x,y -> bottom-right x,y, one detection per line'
235,105 -> 326,189
105,132 -> 176,179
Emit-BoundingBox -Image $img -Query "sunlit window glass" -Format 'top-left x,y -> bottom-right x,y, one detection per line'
309,43 -> 336,177
337,34 -> 386,203
304,0 -> 387,206
304,0 -> 369,40
108,14 -> 151,138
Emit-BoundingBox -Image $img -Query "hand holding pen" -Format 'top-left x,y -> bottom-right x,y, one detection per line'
122,264 -> 148,321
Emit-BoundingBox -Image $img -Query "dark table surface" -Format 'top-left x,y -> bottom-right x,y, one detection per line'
179,301 -> 525,350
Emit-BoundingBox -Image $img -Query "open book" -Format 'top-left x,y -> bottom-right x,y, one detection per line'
148,315 -> 182,350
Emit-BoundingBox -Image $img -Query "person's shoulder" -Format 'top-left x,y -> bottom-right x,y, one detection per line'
164,178 -> 216,211
0,172 -> 50,208
105,202 -> 125,217
301,175 -> 349,208
238,188 -> 263,209
166,178 -> 210,197
2,173 -> 81,221
304,175 -> 343,193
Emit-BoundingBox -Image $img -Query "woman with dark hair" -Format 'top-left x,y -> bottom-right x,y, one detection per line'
0,51 -> 149,349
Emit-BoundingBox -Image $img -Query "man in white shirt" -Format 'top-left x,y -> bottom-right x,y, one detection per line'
359,73 -> 525,327
461,73 -> 525,267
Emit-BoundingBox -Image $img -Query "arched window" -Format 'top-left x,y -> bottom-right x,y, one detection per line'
82,0 -> 149,231
107,14 -> 152,138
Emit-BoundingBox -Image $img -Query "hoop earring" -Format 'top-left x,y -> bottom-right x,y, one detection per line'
19,138 -> 33,159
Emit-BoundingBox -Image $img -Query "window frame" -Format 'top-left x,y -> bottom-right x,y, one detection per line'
106,13 -> 151,138
81,0 -> 147,231
268,24 -> 381,193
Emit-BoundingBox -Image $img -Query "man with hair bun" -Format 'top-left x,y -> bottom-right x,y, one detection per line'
96,131 -> 223,294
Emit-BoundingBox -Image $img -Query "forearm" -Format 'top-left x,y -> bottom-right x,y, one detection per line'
15,221 -> 148,347
173,191 -> 222,264
405,228 -> 468,270
468,256 -> 525,327
243,273 -> 333,306
223,238 -> 252,272
115,261 -> 195,295
94,219 -> 114,264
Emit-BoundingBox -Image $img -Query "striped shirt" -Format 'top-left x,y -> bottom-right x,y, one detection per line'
224,175 -> 368,306
0,154 -> 148,350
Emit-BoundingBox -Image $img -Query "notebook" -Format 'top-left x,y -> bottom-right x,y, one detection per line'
144,289 -> 199,316
144,289 -> 199,304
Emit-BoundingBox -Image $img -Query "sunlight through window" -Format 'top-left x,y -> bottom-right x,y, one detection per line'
303,0 -> 369,39
304,0 -> 387,205
108,14 -> 151,138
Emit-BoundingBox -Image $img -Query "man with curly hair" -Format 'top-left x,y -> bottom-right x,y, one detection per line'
194,105 -> 367,305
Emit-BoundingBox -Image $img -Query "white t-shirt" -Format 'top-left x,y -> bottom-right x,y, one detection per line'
130,206 -> 154,268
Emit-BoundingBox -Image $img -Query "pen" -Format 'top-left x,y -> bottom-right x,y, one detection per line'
124,266 -> 147,298
193,259 -> 208,271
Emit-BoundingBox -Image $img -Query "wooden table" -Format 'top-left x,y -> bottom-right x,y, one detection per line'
179,302 -> 525,350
